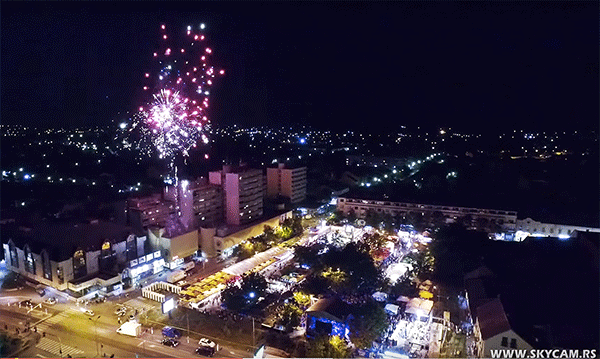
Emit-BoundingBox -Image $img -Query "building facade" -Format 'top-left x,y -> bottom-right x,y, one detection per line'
2,220 -> 148,296
189,178 -> 223,228
337,197 -> 518,231
210,165 -> 264,226
127,193 -> 176,231
266,163 -> 307,204
472,299 -> 533,358
514,218 -> 600,241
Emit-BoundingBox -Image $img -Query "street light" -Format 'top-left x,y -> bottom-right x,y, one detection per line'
89,315 -> 101,357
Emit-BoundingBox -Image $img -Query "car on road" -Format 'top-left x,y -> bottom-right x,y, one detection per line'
44,297 -> 57,305
198,338 -> 217,349
195,346 -> 215,357
162,326 -> 182,339
115,307 -> 127,316
161,338 -> 179,347
84,309 -> 95,316
128,314 -> 136,321
20,300 -> 33,307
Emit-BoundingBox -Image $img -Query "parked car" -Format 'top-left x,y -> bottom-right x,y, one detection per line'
44,297 -> 57,305
195,346 -> 215,357
161,338 -> 179,347
20,300 -> 33,307
84,309 -> 95,316
162,326 -> 182,339
198,338 -> 217,349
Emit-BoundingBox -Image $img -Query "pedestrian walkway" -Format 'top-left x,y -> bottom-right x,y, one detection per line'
36,337 -> 84,357
34,312 -> 70,331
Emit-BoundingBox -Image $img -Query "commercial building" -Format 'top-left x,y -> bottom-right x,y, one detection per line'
337,197 -> 518,231
199,210 -> 292,257
209,165 -> 264,226
514,217 -> 600,241
146,224 -> 199,269
2,220 -> 152,296
266,163 -> 307,204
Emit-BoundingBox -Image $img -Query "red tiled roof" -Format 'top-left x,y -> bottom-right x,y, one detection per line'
477,298 -> 511,340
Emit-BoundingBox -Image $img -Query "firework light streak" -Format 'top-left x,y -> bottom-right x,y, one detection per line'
132,23 -> 224,169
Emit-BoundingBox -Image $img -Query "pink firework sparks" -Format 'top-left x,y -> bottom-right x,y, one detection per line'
138,23 -> 225,161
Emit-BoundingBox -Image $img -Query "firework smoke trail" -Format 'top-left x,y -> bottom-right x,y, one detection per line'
135,23 -> 224,180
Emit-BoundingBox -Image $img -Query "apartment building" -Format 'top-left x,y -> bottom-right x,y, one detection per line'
266,163 -> 307,204
209,165 -> 264,226
127,193 -> 176,231
337,197 -> 518,231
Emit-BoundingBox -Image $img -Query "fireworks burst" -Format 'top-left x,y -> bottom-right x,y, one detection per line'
134,23 -> 224,165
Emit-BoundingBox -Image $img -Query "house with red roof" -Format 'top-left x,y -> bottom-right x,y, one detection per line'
473,298 -> 532,357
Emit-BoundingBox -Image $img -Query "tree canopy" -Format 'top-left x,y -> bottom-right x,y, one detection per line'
349,300 -> 389,350
307,335 -> 352,358
221,272 -> 268,313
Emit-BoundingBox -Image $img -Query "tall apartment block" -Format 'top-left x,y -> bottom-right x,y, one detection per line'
127,193 -> 176,231
266,163 -> 307,204
190,178 -> 223,228
209,165 -> 264,225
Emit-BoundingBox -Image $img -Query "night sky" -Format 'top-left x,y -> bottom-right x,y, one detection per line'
1,2 -> 597,133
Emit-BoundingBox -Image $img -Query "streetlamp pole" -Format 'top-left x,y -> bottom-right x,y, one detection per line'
89,315 -> 101,357
252,316 -> 255,348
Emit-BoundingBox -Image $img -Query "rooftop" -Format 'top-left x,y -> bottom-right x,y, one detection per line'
3,219 -> 135,262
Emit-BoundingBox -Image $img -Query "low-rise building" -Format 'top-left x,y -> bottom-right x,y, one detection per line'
337,197 -> 517,231
2,220 -> 149,296
514,218 -> 600,241
473,299 -> 533,357
306,297 -> 353,338
199,211 -> 292,257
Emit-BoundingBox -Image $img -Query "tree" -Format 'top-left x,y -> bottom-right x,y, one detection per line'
357,232 -> 387,255
221,272 -> 268,313
291,216 -> 304,236
429,224 -> 490,288
389,277 -> 419,298
365,209 -> 382,228
474,217 -> 489,232
293,291 -> 312,309
278,303 -> 303,330
263,225 -> 277,242
322,243 -> 383,295
307,336 -> 352,358
431,211 -> 446,228
347,209 -> 357,223
349,300 -> 389,349
294,244 -> 324,269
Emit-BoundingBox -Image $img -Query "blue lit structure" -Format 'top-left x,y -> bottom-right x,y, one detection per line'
305,297 -> 353,338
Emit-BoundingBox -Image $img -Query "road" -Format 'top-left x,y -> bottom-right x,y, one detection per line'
0,214 -> 332,358
0,294 -> 252,358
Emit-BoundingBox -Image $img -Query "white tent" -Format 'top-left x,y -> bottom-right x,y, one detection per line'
385,303 -> 400,315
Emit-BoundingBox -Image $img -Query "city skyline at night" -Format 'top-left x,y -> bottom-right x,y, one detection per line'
2,2 -> 597,133
0,2 -> 598,358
